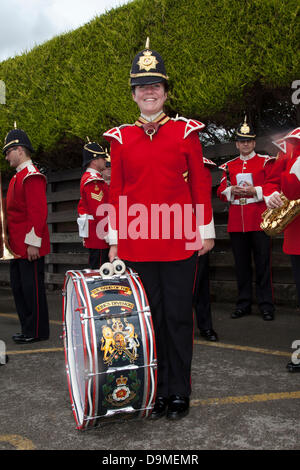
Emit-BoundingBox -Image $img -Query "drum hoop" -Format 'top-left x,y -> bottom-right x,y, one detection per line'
63,273 -> 88,429
73,270 -> 99,429
63,270 -> 97,429
63,275 -> 79,425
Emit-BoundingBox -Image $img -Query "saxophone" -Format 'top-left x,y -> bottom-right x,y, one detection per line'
260,193 -> 300,236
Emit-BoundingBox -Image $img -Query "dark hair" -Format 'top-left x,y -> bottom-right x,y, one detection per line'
22,146 -> 32,157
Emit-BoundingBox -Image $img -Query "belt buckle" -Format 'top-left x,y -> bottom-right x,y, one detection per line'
239,198 -> 246,205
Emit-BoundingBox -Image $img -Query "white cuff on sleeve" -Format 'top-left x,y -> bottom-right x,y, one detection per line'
25,227 -> 42,248
199,217 -> 216,240
104,221 -> 118,245
221,187 -> 233,202
77,214 -> 94,238
263,191 -> 280,208
254,186 -> 263,201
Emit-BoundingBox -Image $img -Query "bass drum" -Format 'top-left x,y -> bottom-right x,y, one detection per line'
62,267 -> 157,430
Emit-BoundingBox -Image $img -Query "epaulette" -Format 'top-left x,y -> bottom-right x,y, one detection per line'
203,157 -> 216,167
218,156 -> 239,171
273,127 -> 300,153
83,174 -> 104,186
103,124 -> 134,145
172,116 -> 205,139
256,154 -> 276,167
183,158 -> 216,182
23,165 -> 46,182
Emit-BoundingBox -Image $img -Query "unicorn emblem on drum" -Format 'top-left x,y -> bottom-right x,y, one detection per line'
100,317 -> 140,365
124,319 -> 140,359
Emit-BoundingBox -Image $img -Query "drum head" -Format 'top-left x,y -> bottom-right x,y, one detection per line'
63,274 -> 88,428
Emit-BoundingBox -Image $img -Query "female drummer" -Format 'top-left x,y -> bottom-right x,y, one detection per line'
103,40 -> 215,420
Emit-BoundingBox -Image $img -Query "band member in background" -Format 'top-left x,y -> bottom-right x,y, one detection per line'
193,158 -> 218,342
3,125 -> 50,344
77,140 -> 109,269
217,118 -> 276,321
104,39 -> 215,420
263,128 -> 300,371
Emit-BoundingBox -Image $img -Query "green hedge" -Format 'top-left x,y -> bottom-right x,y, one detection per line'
0,0 -> 299,170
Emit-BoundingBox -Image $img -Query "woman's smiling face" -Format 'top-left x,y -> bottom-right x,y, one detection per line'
132,82 -> 167,116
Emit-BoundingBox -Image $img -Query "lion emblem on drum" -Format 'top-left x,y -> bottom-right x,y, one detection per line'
100,317 -> 140,365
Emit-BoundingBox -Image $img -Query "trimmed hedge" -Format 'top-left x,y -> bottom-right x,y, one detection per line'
0,0 -> 299,170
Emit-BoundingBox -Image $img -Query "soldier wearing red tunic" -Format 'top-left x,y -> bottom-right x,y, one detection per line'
263,128 -> 300,256
217,118 -> 276,321
77,141 -> 109,268
4,125 -> 50,343
103,40 -> 215,420
263,127 -> 300,371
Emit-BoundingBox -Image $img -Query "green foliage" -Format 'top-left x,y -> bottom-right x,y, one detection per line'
0,0 -> 299,170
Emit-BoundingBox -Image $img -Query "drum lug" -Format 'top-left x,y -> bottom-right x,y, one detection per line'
75,306 -> 87,312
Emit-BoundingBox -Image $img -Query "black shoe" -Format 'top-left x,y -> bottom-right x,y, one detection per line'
12,333 -> 25,341
150,396 -> 168,419
166,395 -> 189,420
262,311 -> 274,321
286,362 -> 300,372
13,335 -> 48,344
231,308 -> 251,319
199,328 -> 219,342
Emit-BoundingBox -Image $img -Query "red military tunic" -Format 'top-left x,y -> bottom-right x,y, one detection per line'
217,151 -> 275,232
6,160 -> 50,259
103,115 -> 215,262
263,138 -> 300,255
77,168 -> 109,249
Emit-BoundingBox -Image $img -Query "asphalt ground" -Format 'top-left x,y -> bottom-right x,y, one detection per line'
0,285 -> 300,459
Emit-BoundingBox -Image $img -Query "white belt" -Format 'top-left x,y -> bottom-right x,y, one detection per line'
231,197 -> 257,205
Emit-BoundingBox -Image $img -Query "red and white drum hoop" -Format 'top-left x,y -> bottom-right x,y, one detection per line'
62,267 -> 157,430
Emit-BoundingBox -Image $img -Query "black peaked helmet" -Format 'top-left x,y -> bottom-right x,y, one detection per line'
82,138 -> 107,168
130,37 -> 169,87
236,116 -> 256,141
3,122 -> 35,155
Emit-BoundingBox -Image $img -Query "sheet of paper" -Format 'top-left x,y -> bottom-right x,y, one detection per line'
236,173 -> 253,187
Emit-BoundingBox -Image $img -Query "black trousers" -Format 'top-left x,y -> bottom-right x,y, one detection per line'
229,231 -> 274,312
126,252 -> 197,398
10,257 -> 49,338
291,255 -> 300,306
88,248 -> 109,269
193,252 -> 213,330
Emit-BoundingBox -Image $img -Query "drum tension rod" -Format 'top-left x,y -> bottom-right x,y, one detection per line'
84,405 -> 153,421
80,308 -> 150,321
85,362 -> 157,378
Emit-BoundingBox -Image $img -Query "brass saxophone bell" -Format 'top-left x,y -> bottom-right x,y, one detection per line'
260,193 -> 300,236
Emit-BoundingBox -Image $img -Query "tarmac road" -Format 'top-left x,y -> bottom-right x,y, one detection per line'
0,286 -> 300,456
